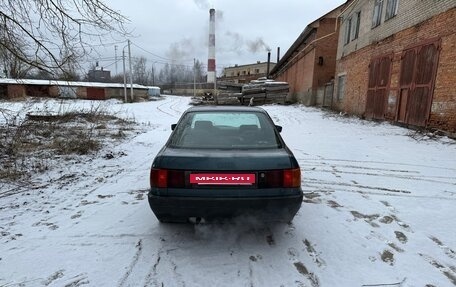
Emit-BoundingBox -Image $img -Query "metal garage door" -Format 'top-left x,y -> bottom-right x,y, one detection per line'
86,87 -> 106,100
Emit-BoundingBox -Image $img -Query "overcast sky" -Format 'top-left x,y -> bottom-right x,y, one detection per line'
98,0 -> 346,74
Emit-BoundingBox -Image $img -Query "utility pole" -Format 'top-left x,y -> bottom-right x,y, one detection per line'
114,45 -> 118,75
128,39 -> 134,102
152,64 -> 155,86
214,69 -> 218,105
122,49 -> 127,103
193,58 -> 196,98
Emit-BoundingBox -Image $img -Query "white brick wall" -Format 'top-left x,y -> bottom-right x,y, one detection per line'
337,0 -> 456,60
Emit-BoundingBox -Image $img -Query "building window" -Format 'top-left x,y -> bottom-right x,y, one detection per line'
351,12 -> 361,41
344,17 -> 352,45
337,75 -> 346,101
372,0 -> 383,28
385,0 -> 398,20
255,69 -> 260,74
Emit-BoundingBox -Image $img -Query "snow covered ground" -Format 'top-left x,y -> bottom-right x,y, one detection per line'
1,96 -> 455,287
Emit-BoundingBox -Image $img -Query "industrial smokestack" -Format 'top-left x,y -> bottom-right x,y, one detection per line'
267,50 -> 271,78
207,8 -> 216,83
277,47 -> 280,63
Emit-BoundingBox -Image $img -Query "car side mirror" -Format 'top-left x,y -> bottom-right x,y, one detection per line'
275,125 -> 282,133
171,124 -> 177,131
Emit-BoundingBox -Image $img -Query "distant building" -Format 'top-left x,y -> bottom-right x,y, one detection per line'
87,68 -> 111,83
221,61 -> 275,84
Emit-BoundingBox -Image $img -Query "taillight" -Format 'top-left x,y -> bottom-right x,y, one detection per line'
283,168 -> 301,188
260,168 -> 301,188
150,168 -> 168,188
150,169 -> 185,188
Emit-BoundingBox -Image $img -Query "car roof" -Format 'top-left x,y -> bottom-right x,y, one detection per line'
185,106 -> 267,113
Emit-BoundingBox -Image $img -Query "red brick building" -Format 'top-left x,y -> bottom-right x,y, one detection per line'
269,4 -> 346,105
0,79 -> 151,101
334,0 -> 456,133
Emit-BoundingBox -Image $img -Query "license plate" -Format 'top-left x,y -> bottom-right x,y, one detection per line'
190,173 -> 256,185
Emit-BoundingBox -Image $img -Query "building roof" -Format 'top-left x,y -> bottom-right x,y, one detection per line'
0,78 -> 158,90
270,2 -> 346,76
224,62 -> 276,70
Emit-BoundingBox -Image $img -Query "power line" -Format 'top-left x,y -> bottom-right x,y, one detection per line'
131,42 -> 194,63
131,42 -> 175,62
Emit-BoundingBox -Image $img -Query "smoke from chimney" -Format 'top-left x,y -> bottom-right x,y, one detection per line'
193,0 -> 210,9
166,38 -> 195,62
247,38 -> 271,53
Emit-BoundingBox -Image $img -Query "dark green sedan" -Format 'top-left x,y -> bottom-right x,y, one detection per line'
149,106 -> 303,223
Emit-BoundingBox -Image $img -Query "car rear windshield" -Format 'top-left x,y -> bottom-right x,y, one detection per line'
169,111 -> 282,149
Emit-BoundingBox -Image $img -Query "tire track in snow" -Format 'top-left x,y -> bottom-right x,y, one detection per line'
142,246 -> 185,287
118,239 -> 143,287
42,269 -> 65,286
287,241 -> 320,287
419,253 -> 456,285
429,236 -> 456,259
169,96 -> 187,114
155,96 -> 187,119
143,252 -> 162,287
301,165 -> 456,186
61,273 -> 89,287
304,178 -> 412,195
301,158 -> 456,172
302,181 -> 456,201
303,239 -> 327,268
156,101 -> 175,117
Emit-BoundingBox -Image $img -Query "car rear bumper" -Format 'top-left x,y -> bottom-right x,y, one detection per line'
148,193 -> 303,222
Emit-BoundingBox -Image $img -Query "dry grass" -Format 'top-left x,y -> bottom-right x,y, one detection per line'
0,102 -> 135,182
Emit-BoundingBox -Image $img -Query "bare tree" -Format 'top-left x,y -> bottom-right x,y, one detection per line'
0,38 -> 32,78
157,61 -> 205,85
193,59 -> 205,82
56,48 -> 81,81
132,56 -> 151,86
0,0 -> 127,75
